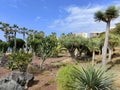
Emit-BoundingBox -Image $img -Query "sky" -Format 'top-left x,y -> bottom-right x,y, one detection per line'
0,0 -> 120,40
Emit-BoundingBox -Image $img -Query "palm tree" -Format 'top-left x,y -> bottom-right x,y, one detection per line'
20,27 -> 27,40
94,6 -> 119,67
27,29 -> 34,52
12,24 -> 19,52
0,21 -> 3,33
0,22 -> 10,42
88,38 -> 100,65
28,30 -> 38,40
9,26 -> 14,39
28,30 -> 38,59
28,29 -> 34,35
59,33 -> 76,61
108,34 -> 120,61
20,27 -> 28,51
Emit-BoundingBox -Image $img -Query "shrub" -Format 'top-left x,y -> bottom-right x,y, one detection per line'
8,50 -> 32,72
56,65 -> 76,90
0,41 -> 9,53
57,65 -> 114,90
9,38 -> 25,51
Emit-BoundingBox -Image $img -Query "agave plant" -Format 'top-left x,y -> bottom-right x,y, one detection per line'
69,65 -> 114,90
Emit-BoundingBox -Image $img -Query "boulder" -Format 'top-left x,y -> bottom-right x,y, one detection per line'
8,71 -> 34,88
0,71 -> 34,90
0,79 -> 24,90
0,54 -> 8,67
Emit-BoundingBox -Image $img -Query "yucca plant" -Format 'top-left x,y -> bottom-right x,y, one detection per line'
69,65 -> 114,90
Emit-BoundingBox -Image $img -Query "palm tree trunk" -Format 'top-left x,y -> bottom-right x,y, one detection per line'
68,48 -> 76,61
33,33 -> 35,41
40,60 -> 44,69
33,51 -> 36,60
33,33 -> 35,60
26,38 -> 28,53
23,34 -> 26,51
102,22 -> 110,68
14,32 -> 16,52
77,48 -> 82,57
92,51 -> 95,66
69,52 -> 76,61
5,33 -> 9,42
108,47 -> 112,61
23,34 -> 25,40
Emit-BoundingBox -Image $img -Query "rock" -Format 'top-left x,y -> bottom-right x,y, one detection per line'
0,71 -> 34,90
0,79 -> 24,90
0,54 -> 8,67
8,71 -> 34,88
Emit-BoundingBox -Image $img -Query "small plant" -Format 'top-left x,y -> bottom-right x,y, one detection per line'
8,50 -> 32,72
69,65 -> 114,90
56,65 -> 115,90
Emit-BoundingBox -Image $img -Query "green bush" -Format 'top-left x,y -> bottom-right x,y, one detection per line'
56,65 -> 76,90
57,65 -> 114,90
8,50 -> 32,72
9,38 -> 25,51
0,41 -> 9,53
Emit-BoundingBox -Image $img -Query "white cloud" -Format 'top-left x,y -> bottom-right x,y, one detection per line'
48,4 -> 120,34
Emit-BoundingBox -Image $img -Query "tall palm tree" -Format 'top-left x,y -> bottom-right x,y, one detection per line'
0,21 -> 3,32
21,27 -> 29,51
12,24 -> 19,52
20,27 -> 27,40
28,29 -> 34,35
0,22 -> 11,42
88,38 -> 100,65
28,29 -> 34,51
94,6 -> 119,68
28,29 -> 36,58
28,30 -> 37,40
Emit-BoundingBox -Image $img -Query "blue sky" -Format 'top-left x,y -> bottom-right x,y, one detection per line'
0,0 -> 120,40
